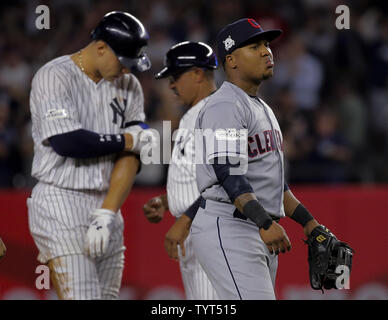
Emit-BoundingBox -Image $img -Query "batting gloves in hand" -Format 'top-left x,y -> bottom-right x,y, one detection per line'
85,208 -> 116,259
127,125 -> 158,154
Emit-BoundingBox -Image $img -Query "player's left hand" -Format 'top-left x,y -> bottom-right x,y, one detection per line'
85,209 -> 116,259
0,237 -> 6,259
164,214 -> 192,261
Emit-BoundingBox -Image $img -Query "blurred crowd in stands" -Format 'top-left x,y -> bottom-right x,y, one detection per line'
0,0 -> 387,188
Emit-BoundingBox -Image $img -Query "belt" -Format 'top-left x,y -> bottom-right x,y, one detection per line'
199,197 -> 280,222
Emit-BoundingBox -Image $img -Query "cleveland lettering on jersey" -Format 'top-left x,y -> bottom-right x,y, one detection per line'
248,129 -> 284,158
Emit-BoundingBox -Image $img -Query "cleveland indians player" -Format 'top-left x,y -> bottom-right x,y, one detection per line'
191,18 -> 321,299
27,12 -> 155,299
142,42 -> 219,299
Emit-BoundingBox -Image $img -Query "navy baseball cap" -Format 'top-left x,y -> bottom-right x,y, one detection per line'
216,18 -> 282,64
155,41 -> 218,79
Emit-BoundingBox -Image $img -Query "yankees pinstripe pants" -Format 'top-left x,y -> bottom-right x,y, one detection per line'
27,182 -> 126,299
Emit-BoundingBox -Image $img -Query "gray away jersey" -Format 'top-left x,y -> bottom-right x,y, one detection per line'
195,81 -> 285,217
30,55 -> 145,190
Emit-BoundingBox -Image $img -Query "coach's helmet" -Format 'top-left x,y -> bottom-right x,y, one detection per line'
155,41 -> 218,79
91,11 -> 151,72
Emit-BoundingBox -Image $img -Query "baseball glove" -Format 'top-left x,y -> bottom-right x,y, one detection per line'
304,225 -> 354,293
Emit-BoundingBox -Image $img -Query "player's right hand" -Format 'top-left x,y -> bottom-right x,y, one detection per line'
85,208 -> 116,259
143,196 -> 166,223
259,221 -> 291,255
0,237 -> 6,259
164,214 -> 192,261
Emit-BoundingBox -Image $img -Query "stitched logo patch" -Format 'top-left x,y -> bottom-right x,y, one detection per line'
316,235 -> 326,243
44,109 -> 68,120
215,128 -> 247,141
247,18 -> 261,29
223,36 -> 235,51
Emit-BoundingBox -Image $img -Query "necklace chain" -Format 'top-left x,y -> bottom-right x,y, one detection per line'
78,50 -> 85,72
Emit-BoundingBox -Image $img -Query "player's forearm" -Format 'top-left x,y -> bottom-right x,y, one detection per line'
160,194 -> 169,210
283,190 -> 300,217
179,213 -> 192,227
101,152 -> 140,212
234,192 -> 257,212
284,190 -> 319,234
234,192 -> 273,230
49,129 -> 126,158
212,157 -> 273,229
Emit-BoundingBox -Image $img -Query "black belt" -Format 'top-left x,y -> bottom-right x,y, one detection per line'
199,197 -> 280,222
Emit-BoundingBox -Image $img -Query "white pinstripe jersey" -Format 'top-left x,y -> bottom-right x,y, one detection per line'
30,55 -> 145,191
166,96 -> 211,218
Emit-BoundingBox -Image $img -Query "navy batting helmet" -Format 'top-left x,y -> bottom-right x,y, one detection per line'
91,11 -> 151,72
155,41 -> 218,79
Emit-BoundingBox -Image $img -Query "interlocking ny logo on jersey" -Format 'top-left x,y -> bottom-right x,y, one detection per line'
110,97 -> 130,128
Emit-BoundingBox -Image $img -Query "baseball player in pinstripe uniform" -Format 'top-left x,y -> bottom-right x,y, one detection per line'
27,12 -> 155,300
191,18 -> 324,299
142,42 -> 219,299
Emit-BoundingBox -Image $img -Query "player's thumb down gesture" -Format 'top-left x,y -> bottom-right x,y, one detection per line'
85,209 -> 116,258
259,221 -> 291,255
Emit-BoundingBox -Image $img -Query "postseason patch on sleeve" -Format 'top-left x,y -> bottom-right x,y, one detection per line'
44,108 -> 68,120
215,128 -> 247,141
